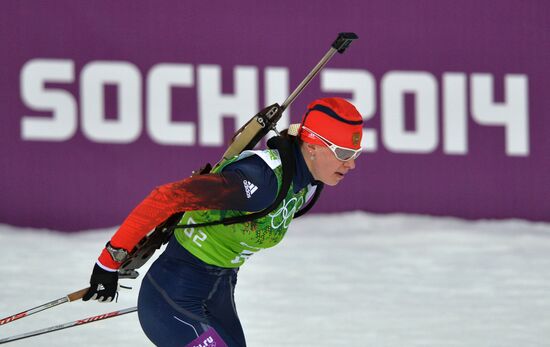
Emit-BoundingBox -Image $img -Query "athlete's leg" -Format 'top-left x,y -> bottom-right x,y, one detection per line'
138,273 -> 207,346
205,272 -> 246,346
137,240 -> 243,346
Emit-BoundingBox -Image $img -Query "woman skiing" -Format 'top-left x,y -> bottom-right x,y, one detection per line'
83,97 -> 364,346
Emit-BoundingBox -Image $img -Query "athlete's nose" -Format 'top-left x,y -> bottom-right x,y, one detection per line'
344,158 -> 356,170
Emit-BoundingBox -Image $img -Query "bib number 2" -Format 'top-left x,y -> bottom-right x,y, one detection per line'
184,218 -> 207,247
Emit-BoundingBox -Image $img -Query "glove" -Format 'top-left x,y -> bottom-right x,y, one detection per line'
82,263 -> 119,302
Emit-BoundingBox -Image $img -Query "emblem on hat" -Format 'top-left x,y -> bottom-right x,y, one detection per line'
352,132 -> 361,146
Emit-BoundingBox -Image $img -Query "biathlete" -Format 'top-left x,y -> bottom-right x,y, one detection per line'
83,97 -> 364,347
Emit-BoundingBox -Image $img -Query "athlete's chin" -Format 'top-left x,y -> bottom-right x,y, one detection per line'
324,176 -> 343,186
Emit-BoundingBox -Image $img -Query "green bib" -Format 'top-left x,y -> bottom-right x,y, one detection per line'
174,149 -> 311,268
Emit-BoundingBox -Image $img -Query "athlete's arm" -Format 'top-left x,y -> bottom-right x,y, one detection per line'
98,155 -> 277,269
221,154 -> 278,212
98,172 -> 241,268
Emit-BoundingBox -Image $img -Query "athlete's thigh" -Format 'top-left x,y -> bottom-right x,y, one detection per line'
138,273 -> 204,345
206,274 -> 246,346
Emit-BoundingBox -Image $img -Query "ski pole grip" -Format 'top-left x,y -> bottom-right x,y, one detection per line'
332,32 -> 359,53
67,287 -> 90,302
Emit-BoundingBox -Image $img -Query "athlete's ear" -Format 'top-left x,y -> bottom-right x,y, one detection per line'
305,143 -> 317,156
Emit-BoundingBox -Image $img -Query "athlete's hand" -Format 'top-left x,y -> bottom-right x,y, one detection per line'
82,263 -> 119,302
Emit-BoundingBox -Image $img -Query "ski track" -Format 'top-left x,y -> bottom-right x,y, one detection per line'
1,212 -> 549,346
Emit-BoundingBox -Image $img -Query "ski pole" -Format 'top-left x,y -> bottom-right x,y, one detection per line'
0,287 -> 89,327
0,269 -> 138,327
0,306 -> 137,345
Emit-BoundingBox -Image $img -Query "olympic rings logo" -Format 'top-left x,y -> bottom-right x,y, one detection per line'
268,196 -> 304,229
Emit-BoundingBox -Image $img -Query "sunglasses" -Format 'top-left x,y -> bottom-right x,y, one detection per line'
301,126 -> 362,161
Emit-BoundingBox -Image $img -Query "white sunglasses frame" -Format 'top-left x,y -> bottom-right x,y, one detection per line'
301,126 -> 362,162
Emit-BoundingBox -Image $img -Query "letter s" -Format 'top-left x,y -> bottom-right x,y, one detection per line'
20,59 -> 76,141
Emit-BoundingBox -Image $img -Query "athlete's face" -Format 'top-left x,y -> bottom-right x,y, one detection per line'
303,143 -> 357,186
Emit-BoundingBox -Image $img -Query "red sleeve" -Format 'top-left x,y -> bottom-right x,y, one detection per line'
98,172 -> 245,269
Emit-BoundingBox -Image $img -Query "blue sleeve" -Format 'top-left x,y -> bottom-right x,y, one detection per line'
221,154 -> 279,212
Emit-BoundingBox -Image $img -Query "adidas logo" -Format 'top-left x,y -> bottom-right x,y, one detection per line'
243,180 -> 258,198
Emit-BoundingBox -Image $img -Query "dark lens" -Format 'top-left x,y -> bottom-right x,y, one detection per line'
334,148 -> 357,161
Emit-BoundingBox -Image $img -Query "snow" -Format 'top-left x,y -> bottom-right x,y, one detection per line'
1,212 -> 549,346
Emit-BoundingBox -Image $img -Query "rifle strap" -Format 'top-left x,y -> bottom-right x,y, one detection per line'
174,135 -> 297,229
294,180 -> 324,219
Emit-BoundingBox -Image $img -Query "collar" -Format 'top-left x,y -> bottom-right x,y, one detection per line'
292,140 -> 315,193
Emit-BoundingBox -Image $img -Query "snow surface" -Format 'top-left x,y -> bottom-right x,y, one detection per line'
1,212 -> 549,346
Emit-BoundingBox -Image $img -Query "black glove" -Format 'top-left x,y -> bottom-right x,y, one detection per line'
82,264 -> 119,302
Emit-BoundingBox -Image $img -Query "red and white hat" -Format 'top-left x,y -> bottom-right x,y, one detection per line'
289,97 -> 363,149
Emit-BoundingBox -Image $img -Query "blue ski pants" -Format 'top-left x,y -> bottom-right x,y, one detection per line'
137,237 -> 246,347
